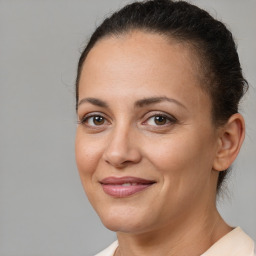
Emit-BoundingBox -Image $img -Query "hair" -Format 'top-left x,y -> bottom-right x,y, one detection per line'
75,0 -> 248,192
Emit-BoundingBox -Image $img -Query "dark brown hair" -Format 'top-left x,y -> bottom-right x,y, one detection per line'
75,0 -> 248,192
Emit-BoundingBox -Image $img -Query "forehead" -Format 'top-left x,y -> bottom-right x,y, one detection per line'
79,30 -> 209,112
83,31 -> 199,80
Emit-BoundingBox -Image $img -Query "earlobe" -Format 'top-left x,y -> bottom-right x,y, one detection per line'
213,113 -> 245,171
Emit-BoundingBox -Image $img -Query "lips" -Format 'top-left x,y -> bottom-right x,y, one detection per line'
100,176 -> 156,198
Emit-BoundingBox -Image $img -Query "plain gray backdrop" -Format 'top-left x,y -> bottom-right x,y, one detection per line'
0,0 -> 255,255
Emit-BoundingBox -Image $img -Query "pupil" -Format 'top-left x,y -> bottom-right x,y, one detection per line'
93,116 -> 104,125
155,116 -> 166,125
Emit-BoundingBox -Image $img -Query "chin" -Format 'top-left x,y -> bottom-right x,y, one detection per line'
97,205 -> 157,234
102,219 -> 147,234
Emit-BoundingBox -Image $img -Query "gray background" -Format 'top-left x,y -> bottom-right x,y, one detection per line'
0,0 -> 255,255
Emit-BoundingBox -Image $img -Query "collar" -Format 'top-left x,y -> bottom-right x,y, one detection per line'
95,227 -> 255,256
201,227 -> 255,256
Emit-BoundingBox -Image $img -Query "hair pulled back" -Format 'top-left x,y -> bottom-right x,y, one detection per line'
76,0 -> 248,192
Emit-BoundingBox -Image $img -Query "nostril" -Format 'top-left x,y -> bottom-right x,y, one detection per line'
104,156 -> 131,168
103,149 -> 142,168
102,131 -> 142,167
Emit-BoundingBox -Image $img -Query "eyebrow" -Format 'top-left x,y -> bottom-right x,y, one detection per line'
77,96 -> 186,109
135,96 -> 187,109
77,97 -> 109,108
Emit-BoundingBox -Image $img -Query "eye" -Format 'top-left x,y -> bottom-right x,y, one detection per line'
88,116 -> 105,126
144,113 -> 177,126
148,116 -> 168,125
79,114 -> 108,127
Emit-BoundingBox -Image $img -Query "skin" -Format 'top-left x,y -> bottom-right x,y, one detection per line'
75,31 -> 245,256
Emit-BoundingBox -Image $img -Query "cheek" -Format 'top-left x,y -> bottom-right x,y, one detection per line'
75,131 -> 103,181
143,132 -> 215,187
142,133 -> 216,220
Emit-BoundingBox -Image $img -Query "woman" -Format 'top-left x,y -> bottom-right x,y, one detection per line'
75,0 -> 255,255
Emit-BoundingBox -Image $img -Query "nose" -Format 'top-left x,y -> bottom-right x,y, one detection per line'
103,125 -> 142,168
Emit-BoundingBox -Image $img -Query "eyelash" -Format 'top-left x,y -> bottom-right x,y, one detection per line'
143,113 -> 177,127
78,112 -> 177,129
78,113 -> 109,128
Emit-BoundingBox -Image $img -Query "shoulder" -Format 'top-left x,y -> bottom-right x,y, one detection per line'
94,241 -> 118,256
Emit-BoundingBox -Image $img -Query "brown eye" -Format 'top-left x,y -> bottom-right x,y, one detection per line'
154,116 -> 167,125
145,113 -> 176,127
92,116 -> 105,125
81,115 -> 107,126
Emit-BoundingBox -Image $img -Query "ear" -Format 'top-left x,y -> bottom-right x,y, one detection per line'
213,113 -> 245,171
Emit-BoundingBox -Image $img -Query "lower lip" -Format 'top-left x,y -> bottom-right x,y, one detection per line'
101,184 -> 153,198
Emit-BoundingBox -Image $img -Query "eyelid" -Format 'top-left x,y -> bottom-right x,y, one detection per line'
141,111 -> 178,127
143,111 -> 177,122
78,112 -> 111,125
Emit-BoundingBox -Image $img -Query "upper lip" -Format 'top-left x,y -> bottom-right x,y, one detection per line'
100,176 -> 156,185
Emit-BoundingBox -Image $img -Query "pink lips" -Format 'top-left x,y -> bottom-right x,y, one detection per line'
100,176 -> 155,198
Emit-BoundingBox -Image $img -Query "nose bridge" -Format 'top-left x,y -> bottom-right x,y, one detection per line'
103,120 -> 141,167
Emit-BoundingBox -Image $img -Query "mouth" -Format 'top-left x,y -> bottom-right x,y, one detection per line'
100,176 -> 156,198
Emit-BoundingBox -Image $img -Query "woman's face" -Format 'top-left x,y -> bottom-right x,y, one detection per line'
75,31 -> 220,234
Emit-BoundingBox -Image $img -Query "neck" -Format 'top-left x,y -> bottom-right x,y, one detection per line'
115,206 -> 231,256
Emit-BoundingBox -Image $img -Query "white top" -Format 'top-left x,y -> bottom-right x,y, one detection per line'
95,227 -> 255,256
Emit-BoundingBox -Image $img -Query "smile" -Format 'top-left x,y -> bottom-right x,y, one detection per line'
100,176 -> 156,198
